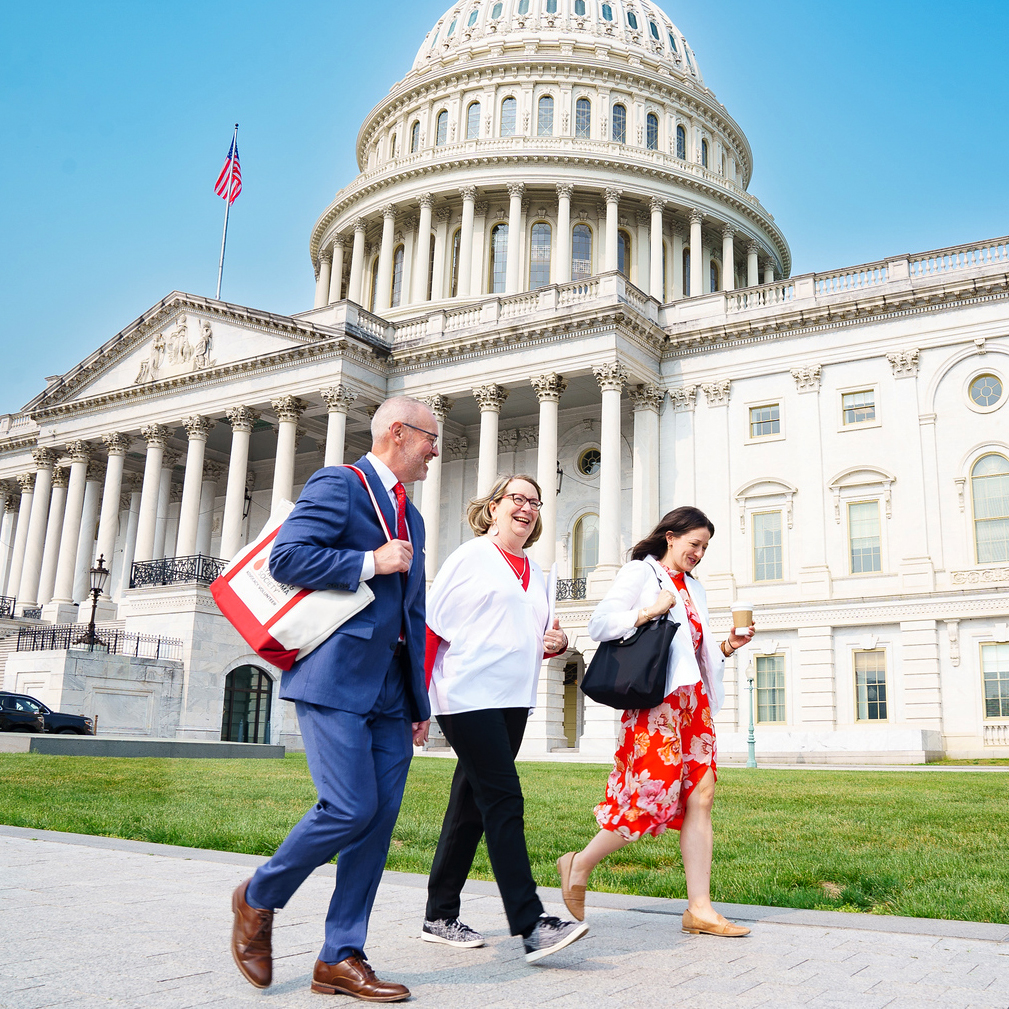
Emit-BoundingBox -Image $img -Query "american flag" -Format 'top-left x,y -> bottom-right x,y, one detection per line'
214,137 -> 242,204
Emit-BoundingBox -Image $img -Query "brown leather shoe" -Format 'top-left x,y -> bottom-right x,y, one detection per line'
231,878 -> 274,988
681,908 -> 750,937
556,852 -> 586,921
311,955 -> 410,1002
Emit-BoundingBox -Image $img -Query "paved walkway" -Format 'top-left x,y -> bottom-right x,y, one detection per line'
3,825 -> 1009,1009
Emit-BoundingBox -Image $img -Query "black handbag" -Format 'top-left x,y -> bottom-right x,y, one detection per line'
580,572 -> 679,710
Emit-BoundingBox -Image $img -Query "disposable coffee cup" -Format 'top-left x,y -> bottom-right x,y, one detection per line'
731,601 -> 753,635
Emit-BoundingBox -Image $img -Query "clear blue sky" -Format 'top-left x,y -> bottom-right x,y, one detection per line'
2,1 -> 1007,411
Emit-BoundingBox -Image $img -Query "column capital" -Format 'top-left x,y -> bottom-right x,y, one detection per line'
101,432 -> 131,456
435,207 -> 453,223
650,196 -> 667,214
473,200 -> 489,216
418,193 -> 435,209
161,449 -> 182,471
65,439 -> 92,463
668,385 -> 698,412
531,373 -> 568,403
556,183 -> 574,200
31,447 -> 57,470
51,466 -> 68,489
604,186 -> 623,204
225,405 -> 260,433
353,217 -> 368,234
140,423 -> 172,447
16,473 -> 35,494
887,348 -> 920,377
5,494 -> 19,512
460,185 -> 478,202
420,394 -> 454,421
203,460 -> 225,482
628,383 -> 665,412
381,203 -> 397,221
701,380 -> 731,406
506,182 -> 525,200
473,383 -> 509,413
332,233 -> 347,250
321,385 -> 358,414
593,362 -> 629,393
722,224 -> 736,240
127,471 -> 145,492
746,240 -> 761,255
271,395 -> 309,423
688,208 -> 704,226
182,415 -> 215,441
791,365 -> 822,392
319,248 -> 333,266
86,460 -> 106,483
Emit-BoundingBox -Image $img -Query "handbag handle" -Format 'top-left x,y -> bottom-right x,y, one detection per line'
343,466 -> 395,544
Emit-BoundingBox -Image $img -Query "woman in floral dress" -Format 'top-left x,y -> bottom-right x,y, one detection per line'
557,506 -> 755,936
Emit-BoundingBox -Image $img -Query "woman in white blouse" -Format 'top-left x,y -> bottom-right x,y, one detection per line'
421,475 -> 589,963
557,506 -> 755,937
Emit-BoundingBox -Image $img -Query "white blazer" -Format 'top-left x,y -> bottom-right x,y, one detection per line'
586,556 -> 726,715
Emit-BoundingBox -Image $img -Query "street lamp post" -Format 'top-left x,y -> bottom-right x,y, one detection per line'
86,554 -> 110,651
746,658 -> 757,769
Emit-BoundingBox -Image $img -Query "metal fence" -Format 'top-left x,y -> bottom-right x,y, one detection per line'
556,578 -> 587,601
16,624 -> 184,661
130,554 -> 227,589
0,595 -> 17,619
21,606 -> 42,620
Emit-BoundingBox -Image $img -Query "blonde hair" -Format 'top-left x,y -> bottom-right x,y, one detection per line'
467,474 -> 544,546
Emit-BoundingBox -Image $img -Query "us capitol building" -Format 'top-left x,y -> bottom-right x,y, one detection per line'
3,0 -> 1007,763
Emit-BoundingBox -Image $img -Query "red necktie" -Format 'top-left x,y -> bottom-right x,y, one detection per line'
393,482 -> 408,541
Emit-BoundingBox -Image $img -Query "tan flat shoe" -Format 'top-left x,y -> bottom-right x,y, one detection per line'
682,909 -> 750,937
556,852 -> 586,921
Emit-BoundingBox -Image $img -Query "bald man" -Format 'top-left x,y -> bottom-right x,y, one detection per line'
231,396 -> 438,1002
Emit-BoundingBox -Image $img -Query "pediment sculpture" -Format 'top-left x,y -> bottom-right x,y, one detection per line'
135,316 -> 216,384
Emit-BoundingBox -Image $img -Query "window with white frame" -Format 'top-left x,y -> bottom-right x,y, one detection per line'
753,511 -> 783,581
529,222 -> 552,289
537,95 -> 554,136
971,454 -> 1009,563
848,500 -> 882,573
390,246 -> 404,307
573,513 -> 598,580
854,650 -> 887,721
842,389 -> 875,425
500,97 -> 517,137
982,642 -> 1009,718
466,101 -> 481,140
575,97 -> 591,138
749,403 -> 780,438
435,109 -> 448,146
755,654 -> 786,723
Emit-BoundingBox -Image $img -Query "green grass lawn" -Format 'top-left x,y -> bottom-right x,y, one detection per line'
2,753 -> 1008,923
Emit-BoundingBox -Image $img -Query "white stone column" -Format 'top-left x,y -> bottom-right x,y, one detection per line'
221,406 -> 259,560
531,373 -> 567,569
37,466 -> 68,606
152,450 -> 179,560
196,462 -> 222,557
505,182 -> 524,294
554,184 -> 572,285
722,226 -> 736,291
7,474 -> 34,602
593,363 -> 628,576
375,204 -> 397,312
50,440 -> 91,604
629,384 -> 663,543
672,226 -> 685,299
747,241 -> 760,287
419,394 -> 452,580
689,209 -> 704,297
0,495 -> 18,598
175,416 -> 214,557
471,201 -> 489,295
649,198 -> 666,299
72,464 -> 104,602
271,396 -> 308,512
458,186 -> 477,297
314,250 -> 332,309
134,424 -> 170,563
763,260 -> 775,285
118,474 -> 143,595
412,195 -> 434,303
90,432 -> 131,598
329,236 -> 346,304
604,188 -> 621,272
348,218 -> 368,304
17,448 -> 57,607
321,386 -> 358,467
474,384 -> 508,496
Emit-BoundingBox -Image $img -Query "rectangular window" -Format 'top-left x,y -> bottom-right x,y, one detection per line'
575,98 -> 591,138
749,403 -> 780,438
982,642 -> 1009,718
756,654 -> 786,724
855,650 -> 887,721
848,500 -> 881,573
842,390 -> 875,425
753,511 -> 783,581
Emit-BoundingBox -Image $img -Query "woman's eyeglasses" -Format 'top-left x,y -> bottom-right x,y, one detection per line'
501,493 -> 543,511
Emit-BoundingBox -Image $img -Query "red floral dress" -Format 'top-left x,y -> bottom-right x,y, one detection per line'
593,566 -> 717,839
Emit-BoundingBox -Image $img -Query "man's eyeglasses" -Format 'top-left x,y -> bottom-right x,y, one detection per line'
400,422 -> 439,446
501,493 -> 543,512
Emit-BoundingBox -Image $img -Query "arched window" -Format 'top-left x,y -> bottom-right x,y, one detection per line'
490,223 -> 509,293
221,666 -> 273,744
369,257 -> 380,312
575,97 -> 591,138
518,0 -> 529,12
427,233 -> 436,300
668,32 -> 678,53
466,100 -> 481,139
571,223 -> 592,280
410,120 -> 421,153
612,103 -> 626,143
435,109 -> 448,147
646,112 -> 658,150
701,137 -> 709,167
450,228 -> 461,297
617,230 -> 630,277
468,8 -> 479,25
601,3 -> 613,20
546,0 -> 558,11
627,11 -> 638,29
709,259 -> 719,293
430,30 -> 439,48
391,245 -> 405,307
972,454 -> 1009,563
685,48 -> 695,72
683,247 -> 690,296
675,123 -> 686,159
537,95 -> 554,136
529,222 -> 552,289
492,2 -> 503,16
574,0 -> 585,14
573,513 -> 599,581
500,96 -> 517,137
649,20 -> 660,40
389,133 -> 397,159
447,18 -> 457,35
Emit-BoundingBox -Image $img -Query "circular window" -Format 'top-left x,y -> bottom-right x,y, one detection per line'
577,448 -> 601,476
970,374 -> 1003,408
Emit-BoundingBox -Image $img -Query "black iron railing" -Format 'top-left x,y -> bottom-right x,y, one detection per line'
556,578 -> 587,601
21,606 -> 42,620
16,624 -> 184,661
0,595 -> 17,619
130,554 -> 227,589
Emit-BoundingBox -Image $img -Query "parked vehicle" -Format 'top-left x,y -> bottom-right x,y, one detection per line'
0,692 -> 94,735
0,693 -> 45,733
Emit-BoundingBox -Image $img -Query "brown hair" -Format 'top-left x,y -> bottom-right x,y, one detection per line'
630,506 -> 715,562
467,474 -> 544,546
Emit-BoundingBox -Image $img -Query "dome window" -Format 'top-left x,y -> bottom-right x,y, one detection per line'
537,95 -> 554,136
617,230 -> 631,277
627,11 -> 638,29
685,48 -> 695,71
611,103 -> 626,144
575,97 -> 591,138
436,109 -> 449,147
547,0 -> 558,10
572,223 -> 592,280
668,32 -> 678,53
500,96 -> 517,137
529,223 -> 552,289
675,124 -> 686,159
490,223 -> 509,293
390,133 -> 398,158
574,0 -> 586,15
451,229 -> 461,296
646,112 -> 658,150
518,0 -> 529,12
701,137 -> 709,167
410,121 -> 421,153
466,101 -> 481,139
492,2 -> 503,17
447,18 -> 457,35
468,9 -> 479,25
649,21 -> 660,40
430,30 -> 439,47
391,246 -> 405,307
601,3 -> 613,20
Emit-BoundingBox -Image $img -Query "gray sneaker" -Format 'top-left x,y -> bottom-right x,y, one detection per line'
421,918 -> 485,948
523,914 -> 589,962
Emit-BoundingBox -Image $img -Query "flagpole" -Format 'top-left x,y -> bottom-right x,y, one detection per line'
215,123 -> 239,300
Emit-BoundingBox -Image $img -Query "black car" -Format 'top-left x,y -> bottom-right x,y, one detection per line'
0,692 -> 94,734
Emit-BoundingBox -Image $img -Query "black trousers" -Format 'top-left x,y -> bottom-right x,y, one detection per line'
425,707 -> 544,937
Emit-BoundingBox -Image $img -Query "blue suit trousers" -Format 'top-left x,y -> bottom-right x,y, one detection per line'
247,658 -> 412,964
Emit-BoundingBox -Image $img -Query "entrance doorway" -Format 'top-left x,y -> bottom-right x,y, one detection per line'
221,665 -> 273,743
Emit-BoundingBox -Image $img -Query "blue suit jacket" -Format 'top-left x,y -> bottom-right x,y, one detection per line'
268,457 -> 430,722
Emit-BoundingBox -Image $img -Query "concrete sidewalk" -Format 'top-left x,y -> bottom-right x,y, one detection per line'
2,826 -> 1008,1009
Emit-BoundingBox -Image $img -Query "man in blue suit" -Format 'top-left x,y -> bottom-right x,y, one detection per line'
231,395 -> 438,1002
